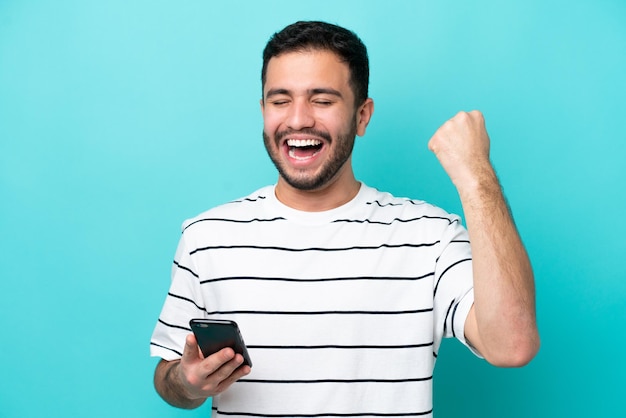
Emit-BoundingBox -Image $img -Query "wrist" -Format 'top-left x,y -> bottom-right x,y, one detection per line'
456,166 -> 500,203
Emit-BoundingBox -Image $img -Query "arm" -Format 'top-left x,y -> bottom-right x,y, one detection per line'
429,110 -> 539,367
154,333 -> 251,409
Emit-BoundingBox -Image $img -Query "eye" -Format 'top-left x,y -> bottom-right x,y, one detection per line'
313,99 -> 333,106
270,99 -> 290,106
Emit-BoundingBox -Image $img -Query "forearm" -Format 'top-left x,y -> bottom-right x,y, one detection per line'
154,359 -> 207,409
459,167 -> 539,366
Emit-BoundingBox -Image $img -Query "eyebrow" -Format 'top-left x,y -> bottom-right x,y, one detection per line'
265,88 -> 344,99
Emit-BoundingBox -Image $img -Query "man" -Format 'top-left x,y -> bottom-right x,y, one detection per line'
150,21 -> 539,417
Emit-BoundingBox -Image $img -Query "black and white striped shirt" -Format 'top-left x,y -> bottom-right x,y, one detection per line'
151,183 -> 477,417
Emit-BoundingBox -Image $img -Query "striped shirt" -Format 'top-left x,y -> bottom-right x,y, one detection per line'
150,183 -> 477,417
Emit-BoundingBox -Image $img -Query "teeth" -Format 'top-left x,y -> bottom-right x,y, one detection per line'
287,139 -> 322,147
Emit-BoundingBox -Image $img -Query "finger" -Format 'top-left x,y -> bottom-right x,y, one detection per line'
200,347 -> 238,377
213,359 -> 252,393
193,351 -> 243,395
427,137 -> 437,153
229,361 -> 251,381
179,346 -> 240,397
468,109 -> 484,123
181,333 -> 202,363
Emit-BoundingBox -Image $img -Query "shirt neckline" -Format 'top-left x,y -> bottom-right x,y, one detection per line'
264,182 -> 370,226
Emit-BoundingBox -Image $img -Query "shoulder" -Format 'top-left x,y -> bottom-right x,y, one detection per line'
360,184 -> 460,223
181,185 -> 275,232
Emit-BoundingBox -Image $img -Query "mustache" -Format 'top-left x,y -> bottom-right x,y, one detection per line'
275,128 -> 332,143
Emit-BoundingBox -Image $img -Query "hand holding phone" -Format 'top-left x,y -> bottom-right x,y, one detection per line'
189,319 -> 252,367
163,329 -> 251,404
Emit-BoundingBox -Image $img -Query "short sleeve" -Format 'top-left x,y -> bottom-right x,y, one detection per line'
150,231 -> 207,360
432,217 -> 482,358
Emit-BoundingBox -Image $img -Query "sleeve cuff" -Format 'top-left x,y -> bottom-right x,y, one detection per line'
453,289 -> 484,359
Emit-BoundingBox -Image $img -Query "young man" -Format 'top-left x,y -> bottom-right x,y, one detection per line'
151,21 -> 539,417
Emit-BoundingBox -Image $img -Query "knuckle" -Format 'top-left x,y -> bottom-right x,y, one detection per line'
471,110 -> 484,120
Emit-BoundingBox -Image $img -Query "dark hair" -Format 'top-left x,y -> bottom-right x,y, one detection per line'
261,21 -> 369,107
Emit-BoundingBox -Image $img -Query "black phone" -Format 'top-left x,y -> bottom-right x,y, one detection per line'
189,319 -> 252,367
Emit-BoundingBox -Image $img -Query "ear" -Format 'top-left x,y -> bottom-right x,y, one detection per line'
355,98 -> 374,137
259,98 -> 265,117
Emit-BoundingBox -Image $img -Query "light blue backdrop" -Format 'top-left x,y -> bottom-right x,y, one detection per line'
1,1 -> 624,417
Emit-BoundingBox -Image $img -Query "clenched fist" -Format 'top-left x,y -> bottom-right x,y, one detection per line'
428,110 -> 495,192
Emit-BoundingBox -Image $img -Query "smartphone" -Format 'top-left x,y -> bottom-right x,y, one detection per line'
189,319 -> 252,367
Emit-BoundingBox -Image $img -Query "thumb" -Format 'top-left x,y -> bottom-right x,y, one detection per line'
182,333 -> 203,364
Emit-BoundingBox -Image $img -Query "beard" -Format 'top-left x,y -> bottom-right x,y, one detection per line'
263,119 -> 357,191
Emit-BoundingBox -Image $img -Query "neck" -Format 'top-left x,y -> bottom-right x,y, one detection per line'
275,169 -> 360,212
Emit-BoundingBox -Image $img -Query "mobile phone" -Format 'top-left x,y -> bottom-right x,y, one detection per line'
189,319 -> 252,367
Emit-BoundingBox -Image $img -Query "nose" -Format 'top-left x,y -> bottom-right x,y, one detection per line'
286,99 -> 315,130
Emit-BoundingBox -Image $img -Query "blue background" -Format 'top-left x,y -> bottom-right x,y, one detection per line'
1,1 -> 624,417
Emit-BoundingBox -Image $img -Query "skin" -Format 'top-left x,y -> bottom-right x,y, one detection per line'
154,334 -> 251,409
260,49 -> 374,212
154,48 -> 539,409
428,111 -> 540,366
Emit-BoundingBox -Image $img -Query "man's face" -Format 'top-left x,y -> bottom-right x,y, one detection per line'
261,50 -> 364,191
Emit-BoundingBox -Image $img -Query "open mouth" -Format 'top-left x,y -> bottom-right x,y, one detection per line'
287,138 -> 323,160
